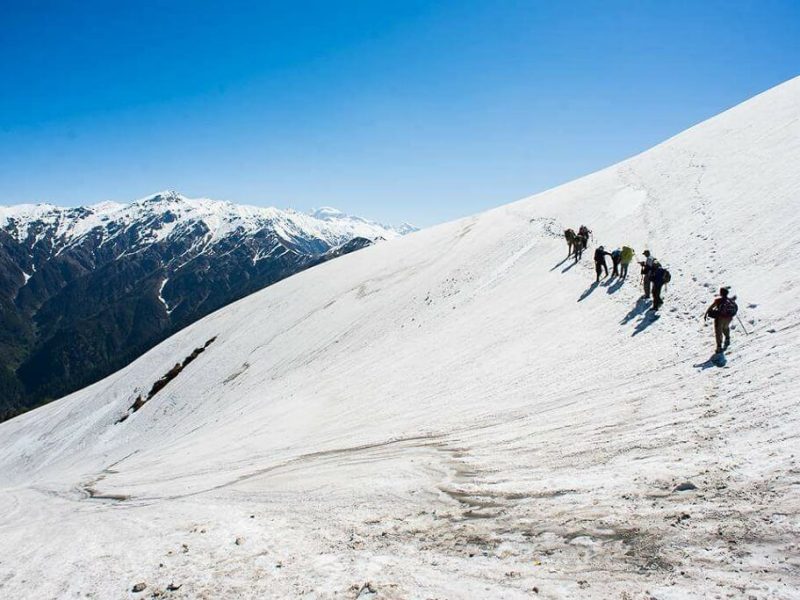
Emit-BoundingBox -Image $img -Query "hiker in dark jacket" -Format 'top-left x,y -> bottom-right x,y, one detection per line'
650,261 -> 667,310
593,246 -> 610,282
564,229 -> 577,256
574,234 -> 586,261
610,248 -> 622,278
705,287 -> 737,353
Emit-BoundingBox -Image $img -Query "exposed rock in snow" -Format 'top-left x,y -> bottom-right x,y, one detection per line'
674,481 -> 698,492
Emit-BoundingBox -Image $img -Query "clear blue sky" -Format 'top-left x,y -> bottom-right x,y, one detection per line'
1,1 -> 798,226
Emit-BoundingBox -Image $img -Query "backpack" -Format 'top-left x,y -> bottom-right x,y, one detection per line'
662,269 -> 671,284
718,297 -> 738,318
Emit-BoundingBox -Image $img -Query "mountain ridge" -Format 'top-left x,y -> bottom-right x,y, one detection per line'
0,191 -> 416,419
0,190 -> 414,256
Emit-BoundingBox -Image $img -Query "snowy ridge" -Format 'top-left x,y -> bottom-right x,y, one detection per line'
0,192 -> 417,417
0,78 -> 799,598
0,191 -> 415,258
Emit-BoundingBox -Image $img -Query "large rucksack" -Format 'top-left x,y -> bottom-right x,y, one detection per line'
718,297 -> 738,318
662,269 -> 671,285
620,246 -> 634,263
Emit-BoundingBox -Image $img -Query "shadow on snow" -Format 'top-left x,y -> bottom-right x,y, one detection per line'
606,278 -> 626,294
621,297 -> 651,325
693,354 -> 728,369
578,281 -> 599,302
550,256 -> 572,271
631,310 -> 660,336
562,260 -> 579,273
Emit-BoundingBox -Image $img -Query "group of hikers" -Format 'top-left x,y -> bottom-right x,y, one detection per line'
564,225 -> 739,355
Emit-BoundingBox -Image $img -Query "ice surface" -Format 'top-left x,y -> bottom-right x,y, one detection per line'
0,78 -> 799,598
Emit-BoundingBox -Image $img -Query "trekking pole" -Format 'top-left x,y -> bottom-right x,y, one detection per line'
736,315 -> 751,336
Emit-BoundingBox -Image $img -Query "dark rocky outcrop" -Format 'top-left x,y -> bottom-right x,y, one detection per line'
117,337 -> 217,423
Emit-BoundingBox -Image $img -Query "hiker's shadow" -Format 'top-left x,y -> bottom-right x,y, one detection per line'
562,260 -> 578,273
578,281 -> 598,302
606,278 -> 625,294
599,274 -> 615,286
550,256 -> 571,271
632,311 -> 659,336
620,297 -> 650,324
693,354 -> 727,369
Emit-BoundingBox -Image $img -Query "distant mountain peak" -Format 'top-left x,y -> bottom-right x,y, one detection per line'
310,206 -> 347,220
140,190 -> 185,203
87,200 -> 126,214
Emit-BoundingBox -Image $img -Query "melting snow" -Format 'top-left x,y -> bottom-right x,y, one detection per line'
157,278 -> 171,314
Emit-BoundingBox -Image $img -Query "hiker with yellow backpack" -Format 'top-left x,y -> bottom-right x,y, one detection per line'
619,246 -> 635,279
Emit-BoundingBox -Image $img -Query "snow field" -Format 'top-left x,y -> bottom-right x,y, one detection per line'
0,78 -> 799,598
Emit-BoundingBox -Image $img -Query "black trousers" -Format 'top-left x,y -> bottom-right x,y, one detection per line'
652,282 -> 664,309
595,261 -> 608,280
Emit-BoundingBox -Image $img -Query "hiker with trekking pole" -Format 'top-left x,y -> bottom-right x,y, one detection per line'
704,286 -> 742,354
638,250 -> 656,299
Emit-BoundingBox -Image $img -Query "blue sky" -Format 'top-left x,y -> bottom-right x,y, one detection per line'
1,1 -> 798,226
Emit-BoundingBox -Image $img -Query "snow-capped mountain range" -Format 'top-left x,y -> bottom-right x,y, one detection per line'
0,192 -> 416,418
0,191 -> 414,260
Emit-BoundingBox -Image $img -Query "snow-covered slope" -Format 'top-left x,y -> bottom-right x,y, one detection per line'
1,78 -> 799,599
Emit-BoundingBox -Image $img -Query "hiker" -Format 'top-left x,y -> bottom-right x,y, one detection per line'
578,225 -> 591,244
650,261 -> 670,311
574,234 -> 586,261
610,248 -> 622,278
564,228 -> 576,256
704,287 -> 738,353
593,245 -> 610,282
620,246 -> 635,280
639,250 -> 656,298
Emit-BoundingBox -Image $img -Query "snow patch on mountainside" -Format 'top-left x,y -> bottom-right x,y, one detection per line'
0,78 -> 799,598
157,278 -> 171,314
